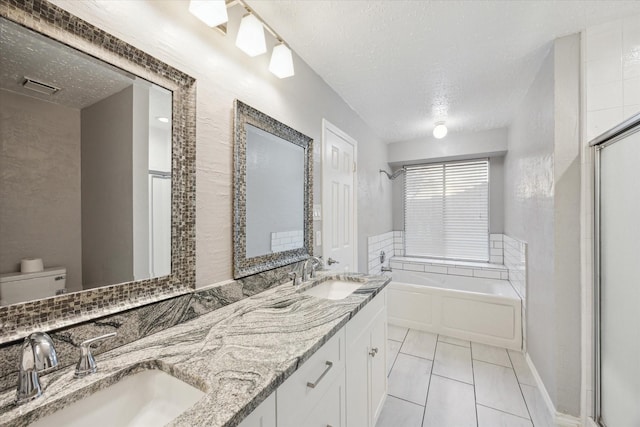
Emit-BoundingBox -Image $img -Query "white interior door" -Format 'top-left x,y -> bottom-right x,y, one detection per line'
322,120 -> 357,272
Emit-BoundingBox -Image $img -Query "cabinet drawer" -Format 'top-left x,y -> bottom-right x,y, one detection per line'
277,328 -> 345,427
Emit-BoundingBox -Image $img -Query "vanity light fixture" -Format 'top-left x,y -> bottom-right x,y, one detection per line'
236,13 -> 267,57
269,43 -> 295,79
191,0 -> 295,78
188,0 -> 228,28
433,122 -> 448,139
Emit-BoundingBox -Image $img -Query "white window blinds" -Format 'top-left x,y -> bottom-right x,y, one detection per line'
404,159 -> 489,261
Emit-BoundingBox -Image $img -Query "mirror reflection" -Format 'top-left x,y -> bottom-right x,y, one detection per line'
0,18 -> 173,306
245,124 -> 305,258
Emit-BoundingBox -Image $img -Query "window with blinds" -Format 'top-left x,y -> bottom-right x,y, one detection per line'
404,159 -> 489,261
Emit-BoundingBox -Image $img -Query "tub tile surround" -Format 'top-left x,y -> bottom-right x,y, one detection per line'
367,231 -> 396,274
0,272 -> 390,427
0,261 -> 309,395
503,235 -> 527,302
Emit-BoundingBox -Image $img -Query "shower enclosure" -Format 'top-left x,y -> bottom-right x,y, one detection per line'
592,113 -> 640,427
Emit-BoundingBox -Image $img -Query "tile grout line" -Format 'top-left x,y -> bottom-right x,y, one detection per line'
421,332 -> 438,427
387,326 -> 409,378
476,403 -> 533,422
384,394 -> 425,408
397,350 -> 434,362
470,357 -> 513,369
470,341 -> 480,427
507,350 -> 536,425
430,372 -> 474,386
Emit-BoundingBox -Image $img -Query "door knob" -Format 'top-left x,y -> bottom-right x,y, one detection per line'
327,257 -> 339,265
369,347 -> 379,357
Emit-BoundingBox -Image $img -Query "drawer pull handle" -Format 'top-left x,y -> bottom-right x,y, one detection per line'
369,347 -> 379,357
306,361 -> 333,388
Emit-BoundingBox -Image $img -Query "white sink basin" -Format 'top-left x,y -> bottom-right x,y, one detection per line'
29,369 -> 204,427
303,279 -> 363,300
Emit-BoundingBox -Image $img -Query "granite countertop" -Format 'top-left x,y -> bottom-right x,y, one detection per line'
0,272 -> 390,427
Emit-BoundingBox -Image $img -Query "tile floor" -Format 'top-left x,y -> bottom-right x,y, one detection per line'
377,325 -> 555,427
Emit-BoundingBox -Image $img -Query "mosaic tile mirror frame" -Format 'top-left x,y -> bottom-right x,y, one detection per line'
233,100 -> 314,279
0,0 -> 196,344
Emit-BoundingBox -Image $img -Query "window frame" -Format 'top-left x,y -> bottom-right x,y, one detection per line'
403,158 -> 490,263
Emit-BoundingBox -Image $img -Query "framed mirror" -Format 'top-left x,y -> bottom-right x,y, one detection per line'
0,0 -> 195,340
233,100 -> 313,278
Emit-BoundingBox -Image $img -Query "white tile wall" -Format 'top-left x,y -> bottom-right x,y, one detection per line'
391,256 -> 508,279
489,233 -> 504,264
393,230 -> 404,257
503,235 -> 527,301
585,15 -> 640,142
367,231 -> 395,274
582,15 -> 640,415
270,229 -> 304,253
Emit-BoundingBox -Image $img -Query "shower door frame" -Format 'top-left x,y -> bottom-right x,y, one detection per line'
591,112 -> 640,427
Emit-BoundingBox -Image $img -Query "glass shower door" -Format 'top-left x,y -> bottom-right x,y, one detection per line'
596,123 -> 640,427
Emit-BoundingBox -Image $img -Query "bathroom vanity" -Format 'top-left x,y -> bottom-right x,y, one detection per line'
0,272 -> 389,427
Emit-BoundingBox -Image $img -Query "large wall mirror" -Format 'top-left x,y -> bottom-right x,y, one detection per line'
233,100 -> 313,278
0,0 -> 195,339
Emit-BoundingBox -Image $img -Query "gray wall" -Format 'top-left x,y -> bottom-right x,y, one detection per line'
391,156 -> 505,234
52,0 -> 393,283
81,86 -> 134,289
504,34 -> 581,416
0,89 -> 83,292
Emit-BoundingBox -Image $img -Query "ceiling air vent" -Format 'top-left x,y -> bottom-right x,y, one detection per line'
22,78 -> 60,96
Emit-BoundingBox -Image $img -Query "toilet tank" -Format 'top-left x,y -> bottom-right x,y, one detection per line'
0,267 -> 66,306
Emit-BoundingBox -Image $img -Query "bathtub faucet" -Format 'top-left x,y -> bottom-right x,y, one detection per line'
381,266 -> 392,273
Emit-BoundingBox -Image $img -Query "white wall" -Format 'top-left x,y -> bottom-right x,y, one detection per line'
504,34 -> 581,417
580,13 -> 640,421
387,127 -> 508,165
51,0 -> 392,284
0,90 -> 83,292
81,86 -> 134,289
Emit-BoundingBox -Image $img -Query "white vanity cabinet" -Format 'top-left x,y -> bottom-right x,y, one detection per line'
277,328 -> 346,427
237,393 -> 276,427
345,290 -> 387,427
239,289 -> 387,427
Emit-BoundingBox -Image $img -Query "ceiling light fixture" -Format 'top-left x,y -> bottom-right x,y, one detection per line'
269,43 -> 295,79
188,0 -> 228,28
433,122 -> 448,139
236,13 -> 266,57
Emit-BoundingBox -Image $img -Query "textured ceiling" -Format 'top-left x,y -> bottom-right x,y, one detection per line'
0,17 -> 133,109
247,1 -> 640,143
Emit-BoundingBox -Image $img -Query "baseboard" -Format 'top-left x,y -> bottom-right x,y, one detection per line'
585,416 -> 599,427
524,353 -> 581,427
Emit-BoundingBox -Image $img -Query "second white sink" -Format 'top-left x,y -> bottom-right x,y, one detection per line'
29,369 -> 204,427
303,279 -> 363,300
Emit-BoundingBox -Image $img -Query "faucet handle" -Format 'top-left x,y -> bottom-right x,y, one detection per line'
289,271 -> 301,287
74,332 -> 116,378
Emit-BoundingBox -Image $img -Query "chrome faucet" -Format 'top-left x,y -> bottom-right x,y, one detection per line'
302,256 -> 324,281
16,332 -> 59,404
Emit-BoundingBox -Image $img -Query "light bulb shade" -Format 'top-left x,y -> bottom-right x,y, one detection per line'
433,123 -> 448,139
189,0 -> 228,28
236,14 -> 266,57
269,44 -> 295,78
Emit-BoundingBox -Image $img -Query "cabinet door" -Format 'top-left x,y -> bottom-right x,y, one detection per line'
369,310 -> 387,425
346,327 -> 371,427
304,372 -> 346,427
237,393 -> 276,427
